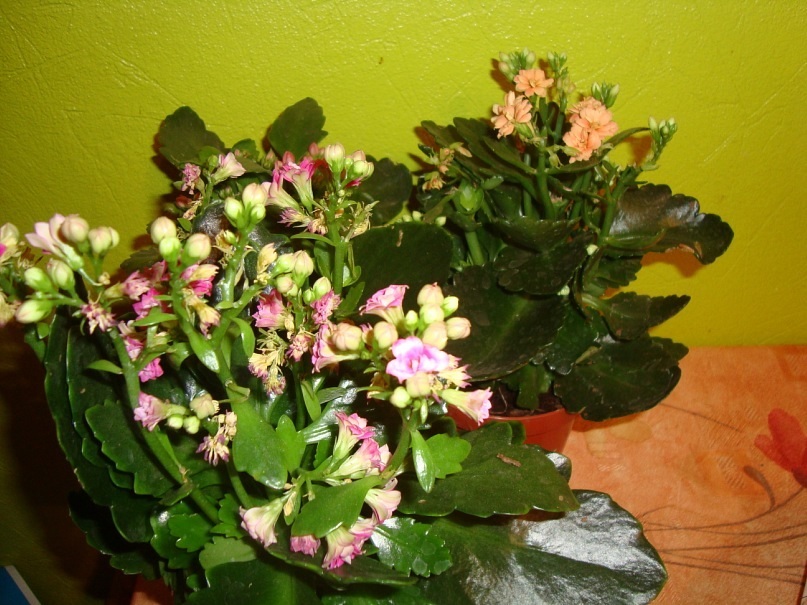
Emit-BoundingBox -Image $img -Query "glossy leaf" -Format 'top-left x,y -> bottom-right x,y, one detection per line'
492,218 -> 576,253
276,414 -> 306,473
321,584 -> 436,605
371,517 -> 452,577
269,97 -> 328,159
352,222 -> 453,310
543,307 -> 607,376
598,292 -> 690,340
418,491 -> 666,605
158,106 -> 224,168
187,558 -> 320,605
231,401 -> 287,490
445,266 -> 566,380
292,476 -> 380,538
587,256 -> 643,296
410,429 -> 436,492
610,184 -> 733,264
555,336 -> 688,421
355,156 -> 413,225
198,537 -> 258,570
426,433 -> 471,479
398,423 -> 577,517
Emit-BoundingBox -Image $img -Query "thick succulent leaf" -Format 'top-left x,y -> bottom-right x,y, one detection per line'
354,156 -> 413,225
598,292 -> 690,340
85,399 -> 175,497
426,433 -> 471,478
231,401 -> 288,490
418,491 -> 666,605
492,218 -> 576,253
352,222 -> 453,310
187,558 -> 320,605
555,336 -> 688,421
445,266 -> 566,380
543,307 -> 607,376
397,423 -> 577,517
494,231 -> 593,295
587,256 -> 643,296
150,504 -> 199,569
292,476 -> 380,538
371,517 -> 452,577
610,184 -> 733,263
199,537 -> 258,570
158,106 -> 225,168
268,97 -> 328,159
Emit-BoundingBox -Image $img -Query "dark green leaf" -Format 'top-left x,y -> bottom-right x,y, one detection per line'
158,106 -> 225,168
199,537 -> 258,570
398,423 -> 577,517
587,256 -> 643,295
292,476 -> 380,538
169,510 -> 214,551
268,97 -> 328,159
276,414 -> 306,473
492,218 -> 576,253
150,503 -> 199,569
555,336 -> 688,420
598,292 -> 690,340
445,266 -> 566,380
543,306 -> 606,376
352,222 -> 453,311
187,558 -> 319,605
355,157 -> 413,225
610,184 -> 733,264
418,491 -> 666,605
321,584 -> 436,604
410,429 -> 436,493
371,517 -> 452,577
231,401 -> 287,490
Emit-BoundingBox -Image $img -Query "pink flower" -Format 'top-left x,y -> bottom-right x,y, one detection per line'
211,152 -> 246,182
514,68 -> 554,98
365,480 -> 401,523
311,290 -> 341,326
253,290 -> 288,329
181,264 -> 218,297
181,164 -> 202,193
25,214 -> 84,269
122,334 -> 164,382
287,331 -> 314,362
81,300 -> 115,334
311,323 -> 360,372
330,439 -> 390,480
491,91 -> 532,138
290,534 -> 321,557
441,388 -> 493,425
333,412 -> 375,459
322,518 -> 376,569
386,336 -> 452,382
134,392 -> 168,431
241,500 -> 284,548
360,285 -> 408,325
132,287 -> 162,319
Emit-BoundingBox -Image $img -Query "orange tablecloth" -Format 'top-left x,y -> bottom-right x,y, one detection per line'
133,347 -> 807,604
565,346 -> 807,604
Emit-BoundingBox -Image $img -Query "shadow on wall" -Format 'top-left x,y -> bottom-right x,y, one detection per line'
0,326 -> 117,602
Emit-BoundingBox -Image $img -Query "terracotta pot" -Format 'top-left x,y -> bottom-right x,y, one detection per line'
449,407 -> 576,452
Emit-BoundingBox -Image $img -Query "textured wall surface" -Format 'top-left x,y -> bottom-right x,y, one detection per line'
0,1 -> 805,602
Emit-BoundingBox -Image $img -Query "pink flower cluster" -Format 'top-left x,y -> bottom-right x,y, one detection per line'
491,91 -> 533,139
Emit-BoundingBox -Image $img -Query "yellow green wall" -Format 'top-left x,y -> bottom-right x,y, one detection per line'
1,1 -> 805,602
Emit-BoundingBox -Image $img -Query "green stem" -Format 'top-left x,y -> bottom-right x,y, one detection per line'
381,411 -> 413,481
227,460 -> 255,509
464,230 -> 486,266
536,153 -> 554,219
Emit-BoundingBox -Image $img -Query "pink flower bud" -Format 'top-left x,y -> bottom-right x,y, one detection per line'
419,303 -> 444,325
324,143 -> 346,174
224,197 -> 244,227
150,217 -> 177,244
390,386 -> 411,408
421,321 -> 448,349
24,267 -> 54,292
446,317 -> 471,340
275,274 -> 297,296
190,393 -> 219,418
15,298 -> 53,323
88,227 -> 119,256
242,182 -> 268,208
159,236 -> 182,262
372,321 -> 398,350
46,259 -> 75,290
405,372 -> 433,398
417,283 -> 444,307
441,296 -> 459,316
60,215 -> 90,244
290,251 -> 314,281
332,323 -> 364,352
184,233 -> 212,262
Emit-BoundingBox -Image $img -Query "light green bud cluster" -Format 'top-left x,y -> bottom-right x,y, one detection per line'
88,226 -> 119,257
498,47 -> 537,80
183,233 -> 212,263
591,82 -> 620,109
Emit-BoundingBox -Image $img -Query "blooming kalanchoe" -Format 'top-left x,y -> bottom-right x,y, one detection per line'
197,411 -> 237,465
491,91 -> 533,139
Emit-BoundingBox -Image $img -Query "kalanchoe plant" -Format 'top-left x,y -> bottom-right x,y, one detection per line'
415,49 -> 733,421
0,97 -> 667,603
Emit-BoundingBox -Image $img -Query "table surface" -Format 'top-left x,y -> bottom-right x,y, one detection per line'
132,346 -> 807,605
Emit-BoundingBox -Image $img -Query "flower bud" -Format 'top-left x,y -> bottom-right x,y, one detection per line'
224,197 -> 244,227
275,274 -> 297,296
46,259 -> 75,290
159,236 -> 182,262
332,323 -> 363,352
390,386 -> 411,408
248,202 -> 266,224
311,276 -> 332,300
346,158 -> 374,182
166,415 -> 185,430
24,267 -> 54,292
405,372 -> 433,398
184,233 -> 212,262
88,227 -> 119,256
290,251 -> 314,282
421,321 -> 448,349
445,317 -> 471,340
15,298 -> 53,323
419,303 -> 444,325
417,283 -> 444,307
183,416 -> 200,434
242,182 -> 268,208
404,310 -> 419,332
323,143 -> 346,175
150,217 -> 177,244
190,393 -> 219,419
441,296 -> 459,316
372,321 -> 398,350
60,215 -> 90,244
0,223 -> 20,246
